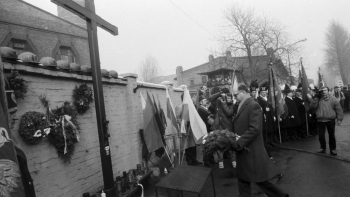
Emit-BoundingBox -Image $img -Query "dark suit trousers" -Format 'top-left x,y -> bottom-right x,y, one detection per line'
317,120 -> 336,150
185,146 -> 197,165
238,179 -> 287,197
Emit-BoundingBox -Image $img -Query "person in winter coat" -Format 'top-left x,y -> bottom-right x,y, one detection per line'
230,84 -> 288,197
293,89 -> 307,138
307,87 -> 318,136
309,86 -> 343,155
283,84 -> 301,140
333,86 -> 345,110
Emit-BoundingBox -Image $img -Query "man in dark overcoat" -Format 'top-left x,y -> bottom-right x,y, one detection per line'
283,84 -> 301,140
257,83 -> 277,147
293,89 -> 307,138
231,85 -> 288,197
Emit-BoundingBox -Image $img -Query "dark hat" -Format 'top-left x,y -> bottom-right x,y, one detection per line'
259,81 -> 269,92
250,80 -> 259,92
199,96 -> 206,103
334,86 -> 339,89
295,88 -> 302,93
297,83 -> 302,89
343,86 -> 347,89
283,84 -> 291,94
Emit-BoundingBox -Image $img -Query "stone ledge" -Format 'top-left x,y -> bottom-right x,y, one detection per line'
2,61 -> 128,85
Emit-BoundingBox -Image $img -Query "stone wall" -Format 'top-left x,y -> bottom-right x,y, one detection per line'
3,62 -> 182,197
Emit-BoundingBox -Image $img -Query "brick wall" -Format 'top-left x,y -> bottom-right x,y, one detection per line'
3,62 -> 182,197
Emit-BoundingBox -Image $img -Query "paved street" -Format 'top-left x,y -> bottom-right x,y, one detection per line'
143,113 -> 350,197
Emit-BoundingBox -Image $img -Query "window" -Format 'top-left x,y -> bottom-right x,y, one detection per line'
190,80 -> 194,85
57,46 -> 76,63
201,76 -> 207,83
7,39 -> 33,55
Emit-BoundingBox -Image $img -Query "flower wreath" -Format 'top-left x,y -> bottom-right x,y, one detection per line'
202,129 -> 239,155
39,95 -> 80,162
19,111 -> 50,145
73,84 -> 93,114
6,70 -> 28,99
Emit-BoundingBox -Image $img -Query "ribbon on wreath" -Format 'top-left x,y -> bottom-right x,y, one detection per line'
137,183 -> 144,197
61,115 -> 80,155
63,115 -> 80,142
62,117 -> 67,155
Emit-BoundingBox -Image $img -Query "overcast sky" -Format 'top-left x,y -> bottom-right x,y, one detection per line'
23,0 -> 350,82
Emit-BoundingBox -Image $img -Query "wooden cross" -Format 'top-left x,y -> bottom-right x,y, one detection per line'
51,0 -> 118,195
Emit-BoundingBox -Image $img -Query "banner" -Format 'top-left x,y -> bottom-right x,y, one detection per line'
1,54 -> 25,196
180,87 -> 207,143
268,67 -> 285,116
142,92 -> 163,152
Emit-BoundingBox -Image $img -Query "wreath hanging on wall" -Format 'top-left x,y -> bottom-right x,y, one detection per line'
47,101 -> 80,162
6,70 -> 28,99
39,95 -> 80,162
19,111 -> 50,145
73,84 -> 93,114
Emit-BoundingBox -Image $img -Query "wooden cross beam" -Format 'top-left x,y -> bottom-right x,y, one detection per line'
52,0 -> 118,35
51,0 -> 118,196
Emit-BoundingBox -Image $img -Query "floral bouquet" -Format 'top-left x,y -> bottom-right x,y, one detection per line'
202,129 -> 240,155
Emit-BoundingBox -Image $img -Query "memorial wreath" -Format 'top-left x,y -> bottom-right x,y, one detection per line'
202,129 -> 242,155
19,111 -> 50,145
6,70 -> 28,99
73,84 -> 93,114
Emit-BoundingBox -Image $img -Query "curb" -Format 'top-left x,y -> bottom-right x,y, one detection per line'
275,145 -> 350,164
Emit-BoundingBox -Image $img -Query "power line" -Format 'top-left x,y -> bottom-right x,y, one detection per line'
167,0 -> 214,37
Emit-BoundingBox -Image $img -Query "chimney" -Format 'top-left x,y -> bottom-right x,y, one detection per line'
209,54 -> 214,62
176,66 -> 183,74
57,0 -> 86,29
226,51 -> 231,58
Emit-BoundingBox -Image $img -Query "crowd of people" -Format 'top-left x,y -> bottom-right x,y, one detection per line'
174,81 -> 344,197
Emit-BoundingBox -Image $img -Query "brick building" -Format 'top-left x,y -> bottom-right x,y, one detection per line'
0,0 -> 90,65
153,51 -> 289,94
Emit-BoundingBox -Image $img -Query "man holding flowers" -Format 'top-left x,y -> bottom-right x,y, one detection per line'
227,85 -> 288,197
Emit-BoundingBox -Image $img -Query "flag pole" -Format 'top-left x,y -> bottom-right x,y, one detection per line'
269,61 -> 282,143
300,58 -> 310,136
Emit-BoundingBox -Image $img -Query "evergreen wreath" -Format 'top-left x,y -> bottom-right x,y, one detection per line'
202,130 -> 240,155
73,84 -> 93,114
47,101 -> 80,162
6,70 -> 28,99
39,95 -> 80,162
19,111 -> 49,145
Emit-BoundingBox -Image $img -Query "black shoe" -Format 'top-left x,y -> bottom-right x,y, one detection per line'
330,150 -> 337,155
204,162 -> 212,167
317,149 -> 326,153
192,161 -> 203,166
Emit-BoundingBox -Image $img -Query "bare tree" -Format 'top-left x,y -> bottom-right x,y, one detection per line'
324,20 -> 350,85
221,4 -> 259,80
220,4 -> 302,84
138,55 -> 161,82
